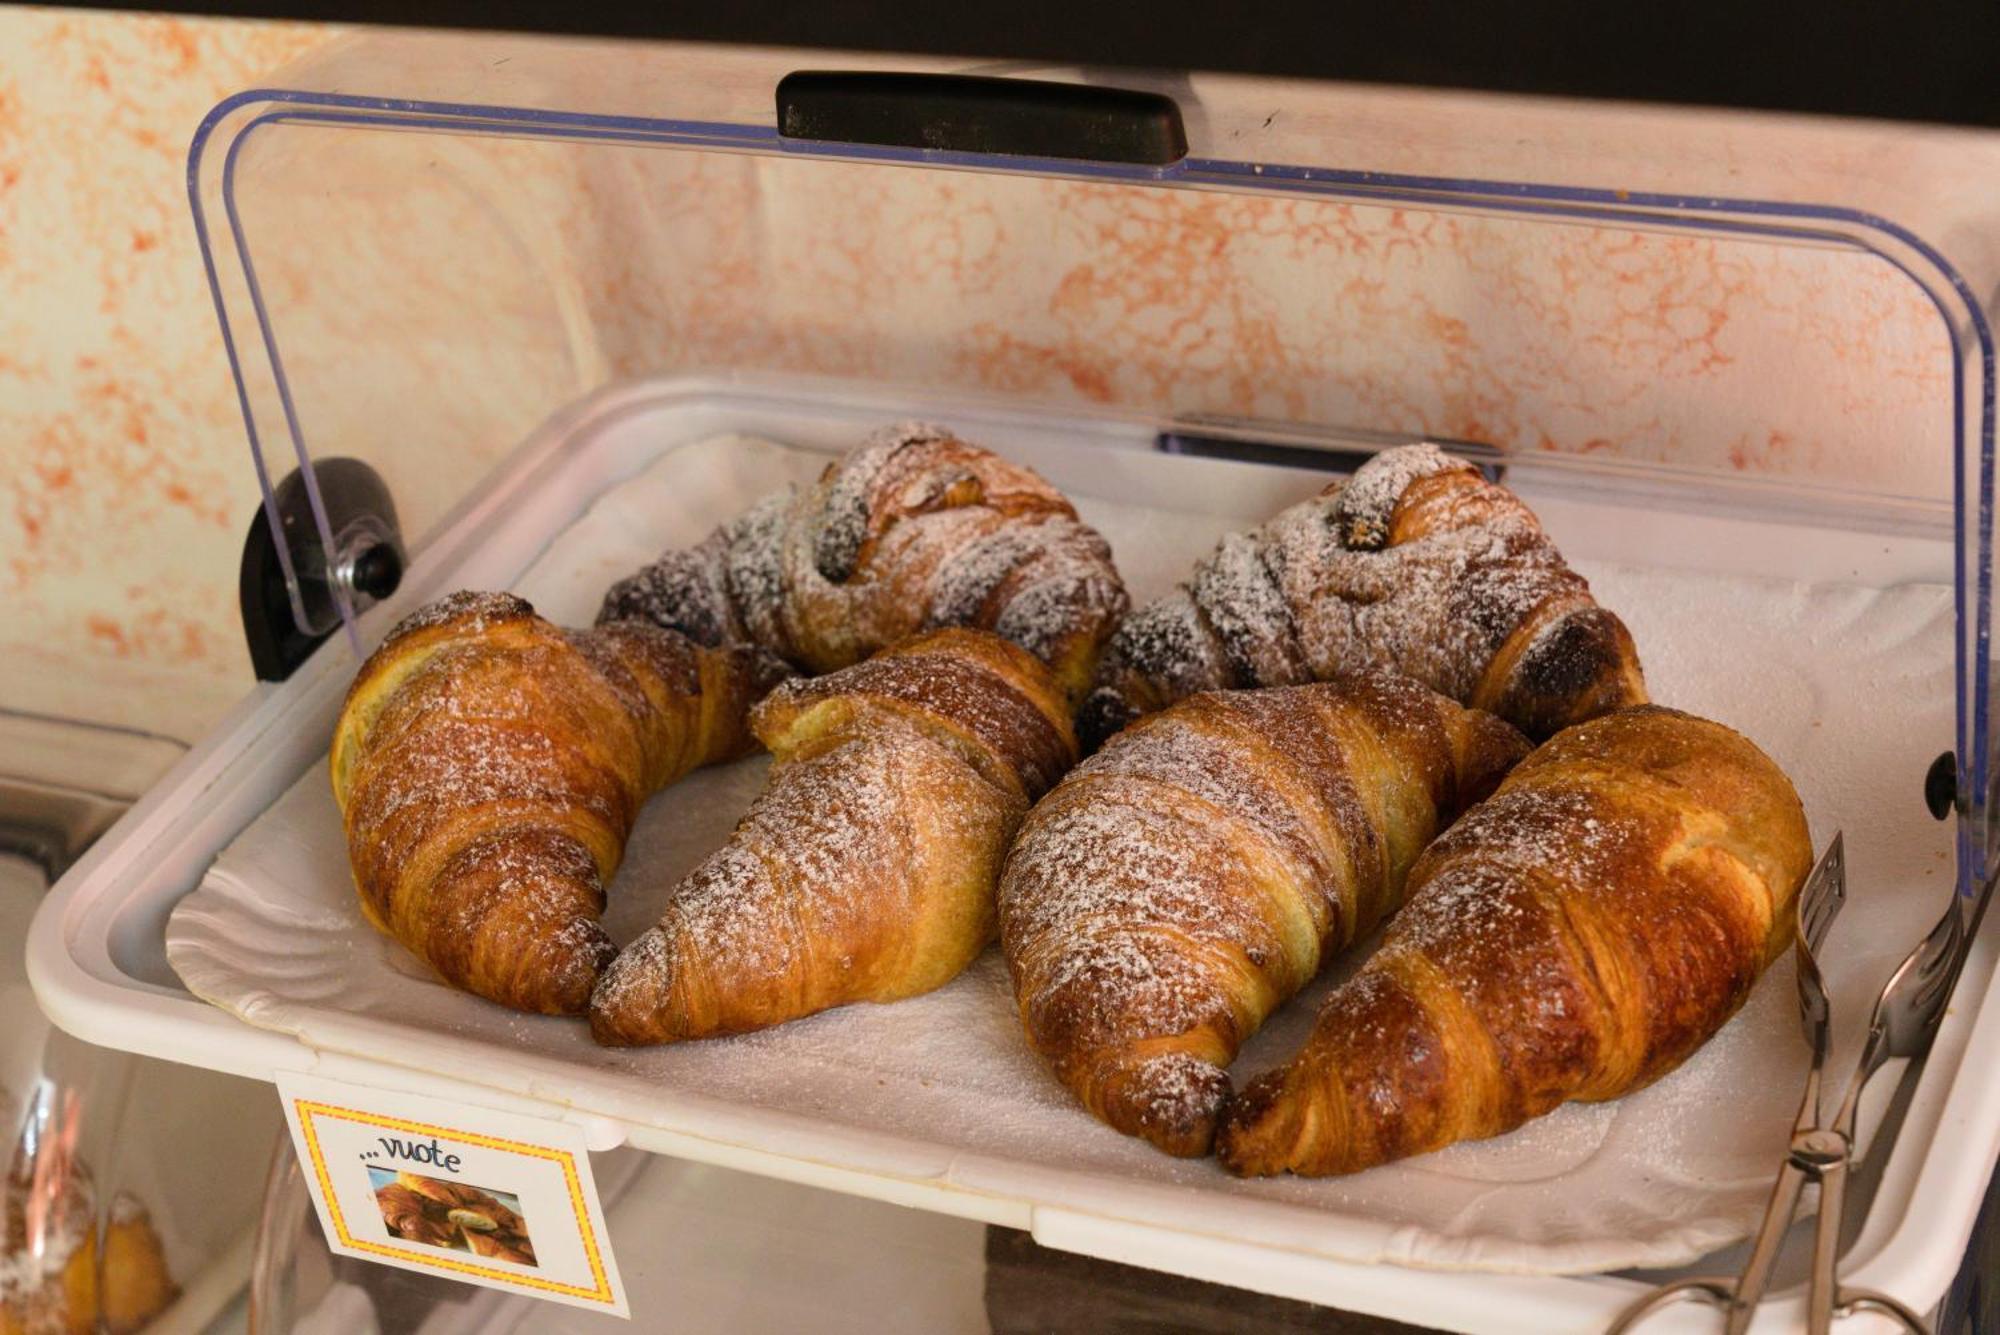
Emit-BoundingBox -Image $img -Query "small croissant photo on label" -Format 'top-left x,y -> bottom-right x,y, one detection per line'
369,1167 -> 538,1267
275,1073 -> 628,1317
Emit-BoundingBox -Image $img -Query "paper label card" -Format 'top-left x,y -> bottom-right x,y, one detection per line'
274,1072 -> 628,1317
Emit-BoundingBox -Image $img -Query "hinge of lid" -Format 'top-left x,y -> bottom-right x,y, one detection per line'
239,458 -> 405,682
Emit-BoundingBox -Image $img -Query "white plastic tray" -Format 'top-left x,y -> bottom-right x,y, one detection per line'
28,377 -> 1994,1333
166,426 -> 1953,1277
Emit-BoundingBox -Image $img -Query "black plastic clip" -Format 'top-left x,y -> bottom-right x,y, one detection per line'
240,458 -> 403,682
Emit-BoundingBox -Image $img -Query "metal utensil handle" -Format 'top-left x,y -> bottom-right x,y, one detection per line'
1836,1289 -> 1931,1332
1726,835 -> 1850,1332
1726,1157 -> 1814,1334
1605,835 -> 1851,1335
1807,1150 -> 1850,1334
1604,1278 -> 1736,1333
1605,1277 -> 1933,1334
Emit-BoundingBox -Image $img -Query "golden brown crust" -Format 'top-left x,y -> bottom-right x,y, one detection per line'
1080,444 -> 1648,748
377,1175 -> 535,1262
752,628 -> 1077,799
330,591 -> 781,1016
998,675 -> 1529,1157
2,1168 -> 176,1335
589,628 -> 1078,1045
98,1209 -> 176,1335
375,1182 -> 457,1248
463,1229 -> 538,1265
1215,705 -> 1811,1178
598,423 -> 1129,707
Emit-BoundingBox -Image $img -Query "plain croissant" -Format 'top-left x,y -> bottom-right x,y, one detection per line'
330,591 -> 782,1015
997,675 -> 1529,1157
600,421 -> 1129,706
1081,442 -> 1647,747
590,627 -> 1078,1045
1216,705 -> 1811,1177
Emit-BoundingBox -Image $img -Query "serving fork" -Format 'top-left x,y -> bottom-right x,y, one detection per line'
1608,828 -> 1982,1334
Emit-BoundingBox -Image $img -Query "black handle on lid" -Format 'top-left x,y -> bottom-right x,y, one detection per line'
776,71 -> 1187,165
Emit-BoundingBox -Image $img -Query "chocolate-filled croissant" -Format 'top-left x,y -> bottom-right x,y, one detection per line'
599,422 -> 1128,706
1081,443 -> 1646,747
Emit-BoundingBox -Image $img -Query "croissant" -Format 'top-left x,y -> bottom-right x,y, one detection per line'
395,1172 -> 527,1236
464,1230 -> 538,1266
599,422 -> 1129,706
1080,443 -> 1646,747
2,1167 -> 176,1335
330,591 -> 783,1016
97,1205 -> 177,1335
1217,705 -> 1812,1177
375,1183 -> 456,1248
997,675 -> 1529,1157
591,628 -> 1077,1044
3,1170 -> 91,1335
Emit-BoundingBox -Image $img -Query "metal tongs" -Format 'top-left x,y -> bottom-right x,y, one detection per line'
1609,830 -> 1984,1334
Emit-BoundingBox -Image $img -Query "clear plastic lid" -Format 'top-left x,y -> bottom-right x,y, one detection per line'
189,31 -> 1996,888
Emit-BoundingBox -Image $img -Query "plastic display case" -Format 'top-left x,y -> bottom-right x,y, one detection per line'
2,711 -> 281,1335
24,28 -> 2000,1333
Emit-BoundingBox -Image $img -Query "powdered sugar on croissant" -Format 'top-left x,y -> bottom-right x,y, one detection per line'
600,423 -> 1128,706
999,675 -> 1528,1157
590,628 -> 1078,1046
330,592 -> 781,1015
1216,705 -> 1811,1178
1081,443 -> 1646,746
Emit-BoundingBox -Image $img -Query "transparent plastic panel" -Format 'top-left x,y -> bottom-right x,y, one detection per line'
188,31 -> 1996,891
226,132 -> 1957,507
1,715 -> 277,1335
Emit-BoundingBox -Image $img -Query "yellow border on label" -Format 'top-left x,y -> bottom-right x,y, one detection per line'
294,1099 -> 614,1304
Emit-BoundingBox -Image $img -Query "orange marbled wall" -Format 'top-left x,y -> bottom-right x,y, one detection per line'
0,20 -> 1966,742
0,8 -> 334,737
